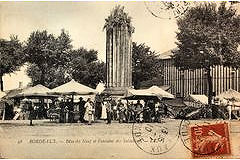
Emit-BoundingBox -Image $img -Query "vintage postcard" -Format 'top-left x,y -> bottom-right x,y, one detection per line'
0,1 -> 240,159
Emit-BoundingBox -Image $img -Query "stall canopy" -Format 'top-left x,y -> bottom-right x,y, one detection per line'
15,84 -> 54,97
96,83 -> 105,94
0,91 -> 6,100
124,86 -> 174,100
147,86 -> 175,99
216,89 -> 240,101
124,88 -> 158,100
188,94 -> 208,105
49,79 -> 97,95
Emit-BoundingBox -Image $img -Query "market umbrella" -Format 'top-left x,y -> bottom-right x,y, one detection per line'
123,88 -> 160,100
0,91 -> 6,100
147,86 -> 174,99
216,89 -> 240,101
188,94 -> 208,105
49,79 -> 97,95
95,82 -> 105,94
16,84 -> 54,97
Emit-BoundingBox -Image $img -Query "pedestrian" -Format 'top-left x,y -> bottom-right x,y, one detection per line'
78,97 -> 86,122
59,99 -> 66,123
101,101 -> 107,120
28,101 -> 34,126
84,98 -> 94,125
227,100 -> 232,120
135,100 -> 143,123
67,98 -> 74,123
154,101 -> 161,122
95,94 -> 102,119
106,101 -> 112,124
117,99 -> 125,123
111,100 -> 117,120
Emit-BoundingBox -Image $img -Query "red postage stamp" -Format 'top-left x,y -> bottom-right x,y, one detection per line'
190,122 -> 231,158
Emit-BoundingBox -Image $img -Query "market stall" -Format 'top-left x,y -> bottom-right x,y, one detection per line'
48,79 -> 97,123
216,89 -> 240,120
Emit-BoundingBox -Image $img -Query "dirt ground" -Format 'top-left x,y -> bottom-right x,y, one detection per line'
0,119 -> 240,159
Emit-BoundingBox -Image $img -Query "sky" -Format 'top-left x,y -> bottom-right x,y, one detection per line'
0,1 -> 181,91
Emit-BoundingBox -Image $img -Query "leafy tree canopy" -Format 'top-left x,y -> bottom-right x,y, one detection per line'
172,2 -> 240,106
24,30 -> 72,86
132,42 -> 163,89
25,30 -> 105,89
67,48 -> 105,88
172,2 -> 240,70
0,36 -> 24,91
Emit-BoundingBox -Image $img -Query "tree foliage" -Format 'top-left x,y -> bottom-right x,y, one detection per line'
172,2 -> 240,105
68,48 -> 106,88
24,30 -> 72,86
0,36 -> 24,91
25,30 -> 105,89
132,42 -> 163,89
173,2 -> 240,70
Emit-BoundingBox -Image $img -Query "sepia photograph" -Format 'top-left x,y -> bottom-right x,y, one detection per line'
0,1 -> 240,159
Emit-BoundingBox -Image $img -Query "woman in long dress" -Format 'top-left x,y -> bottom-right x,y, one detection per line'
101,102 -> 107,120
84,98 -> 94,125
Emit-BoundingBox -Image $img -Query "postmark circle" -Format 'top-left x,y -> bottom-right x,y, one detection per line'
132,118 -> 179,155
179,119 -> 223,156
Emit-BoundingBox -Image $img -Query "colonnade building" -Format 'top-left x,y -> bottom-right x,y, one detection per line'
160,49 -> 240,98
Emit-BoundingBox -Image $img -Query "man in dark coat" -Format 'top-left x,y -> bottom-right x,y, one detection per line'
28,101 -> 34,126
106,101 -> 112,124
95,94 -> 102,119
78,97 -> 86,122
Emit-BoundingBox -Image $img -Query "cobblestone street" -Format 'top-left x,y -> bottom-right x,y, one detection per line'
0,119 -> 240,158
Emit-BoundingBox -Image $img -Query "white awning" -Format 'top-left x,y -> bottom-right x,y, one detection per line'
49,79 -> 97,95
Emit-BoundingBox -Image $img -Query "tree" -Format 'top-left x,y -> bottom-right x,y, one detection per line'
172,2 -> 240,106
68,48 -> 106,88
25,30 -> 106,89
0,36 -> 23,91
132,42 -> 163,89
24,29 -> 72,86
26,63 -> 71,89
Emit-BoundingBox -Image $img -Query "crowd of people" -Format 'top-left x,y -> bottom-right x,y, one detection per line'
12,96 -> 170,125
46,97 -> 169,125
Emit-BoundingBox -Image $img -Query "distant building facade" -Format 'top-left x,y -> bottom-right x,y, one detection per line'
160,49 -> 240,97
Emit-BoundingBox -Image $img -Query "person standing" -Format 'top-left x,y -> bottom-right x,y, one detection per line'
67,98 -> 74,123
106,101 -> 112,124
227,100 -> 232,120
28,101 -> 34,126
101,102 -> 107,120
84,98 -> 94,125
78,97 -> 86,123
111,100 -> 117,120
59,99 -> 66,123
117,100 -> 125,123
95,94 -> 102,119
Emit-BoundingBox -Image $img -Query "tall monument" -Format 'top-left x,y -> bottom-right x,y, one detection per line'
104,6 -> 134,96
